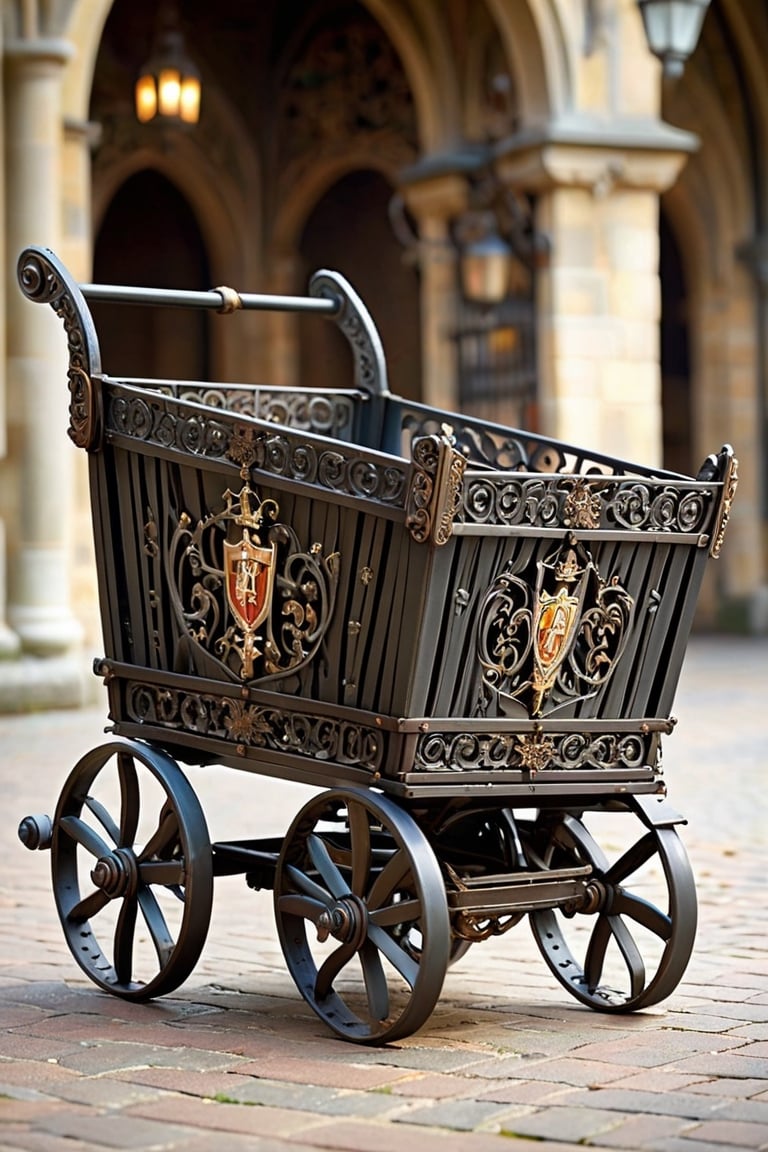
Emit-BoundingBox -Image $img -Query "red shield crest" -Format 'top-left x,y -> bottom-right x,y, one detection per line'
224,531 -> 275,633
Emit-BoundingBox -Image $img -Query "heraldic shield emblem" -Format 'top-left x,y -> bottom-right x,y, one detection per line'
531,544 -> 586,715
168,483 -> 339,684
222,487 -> 277,677
477,534 -> 634,718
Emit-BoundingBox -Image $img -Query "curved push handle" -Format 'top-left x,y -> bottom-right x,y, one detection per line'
309,269 -> 390,398
17,245 -> 103,451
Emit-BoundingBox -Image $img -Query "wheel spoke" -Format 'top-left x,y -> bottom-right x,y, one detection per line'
609,914 -> 646,999
360,939 -> 389,1022
315,940 -> 357,1001
612,889 -> 672,941
114,895 -> 137,984
284,862 -> 333,907
59,815 -> 112,860
118,752 -> 140,846
555,816 -> 609,872
367,923 -> 419,989
83,796 -> 121,846
139,860 -> 185,886
67,887 -> 110,924
137,886 -> 175,968
584,914 -> 610,990
277,893 -> 327,922
369,897 -> 421,928
605,832 -> 656,885
137,805 -> 179,864
366,847 -> 411,912
308,833 -> 347,899
347,802 -> 371,898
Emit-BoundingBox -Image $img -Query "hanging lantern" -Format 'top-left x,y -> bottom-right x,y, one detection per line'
636,0 -> 711,77
135,7 -> 201,125
458,213 -> 513,306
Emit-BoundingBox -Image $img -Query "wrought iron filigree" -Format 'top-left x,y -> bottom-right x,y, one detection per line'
413,726 -> 655,774
457,472 -> 715,535
105,383 -> 408,506
608,482 -> 710,533
168,483 -> 340,685
159,385 -> 358,441
476,535 -> 635,717
17,247 -> 102,450
124,681 -> 384,771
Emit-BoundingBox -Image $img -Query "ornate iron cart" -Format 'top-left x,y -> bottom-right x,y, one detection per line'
17,246 -> 737,1045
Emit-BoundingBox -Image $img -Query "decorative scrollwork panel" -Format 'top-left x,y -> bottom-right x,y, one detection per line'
168,482 -> 340,687
476,534 -> 635,718
125,681 -> 384,772
413,726 -> 656,776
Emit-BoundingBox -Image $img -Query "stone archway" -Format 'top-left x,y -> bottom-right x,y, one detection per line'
298,169 -> 422,400
92,169 -> 211,381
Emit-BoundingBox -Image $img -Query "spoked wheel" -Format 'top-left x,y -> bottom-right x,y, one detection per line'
527,811 -> 697,1012
274,787 -> 451,1044
51,740 -> 213,1000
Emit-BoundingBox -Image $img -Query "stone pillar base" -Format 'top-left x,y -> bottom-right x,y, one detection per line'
8,604 -> 83,657
0,649 -> 101,713
0,624 -> 21,659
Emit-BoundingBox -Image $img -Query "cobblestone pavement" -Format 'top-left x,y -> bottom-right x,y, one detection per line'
0,635 -> 766,1151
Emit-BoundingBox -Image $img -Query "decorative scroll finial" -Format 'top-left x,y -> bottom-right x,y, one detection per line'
17,246 -> 102,451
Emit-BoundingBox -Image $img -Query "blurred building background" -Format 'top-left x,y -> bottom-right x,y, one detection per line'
0,0 -> 765,709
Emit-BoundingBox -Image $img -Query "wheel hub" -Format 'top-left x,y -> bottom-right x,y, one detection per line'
316,894 -> 368,949
90,848 -> 139,899
563,877 -> 609,917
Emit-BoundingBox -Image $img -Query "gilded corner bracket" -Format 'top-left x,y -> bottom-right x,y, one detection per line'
406,431 -> 466,546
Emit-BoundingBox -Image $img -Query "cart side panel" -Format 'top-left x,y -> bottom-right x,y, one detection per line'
91,379 -> 437,720
407,533 -> 711,725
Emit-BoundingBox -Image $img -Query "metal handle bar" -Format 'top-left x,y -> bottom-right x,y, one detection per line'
78,282 -> 340,316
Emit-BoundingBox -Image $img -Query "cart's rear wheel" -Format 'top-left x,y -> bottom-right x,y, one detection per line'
527,812 -> 696,1012
274,787 -> 450,1044
51,740 -> 213,1000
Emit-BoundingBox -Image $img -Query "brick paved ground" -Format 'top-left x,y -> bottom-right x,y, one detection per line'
0,635 -> 766,1151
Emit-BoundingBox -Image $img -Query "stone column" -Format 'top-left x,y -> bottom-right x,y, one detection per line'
498,129 -> 693,467
5,36 -> 82,655
399,173 -> 466,412
62,117 -> 100,649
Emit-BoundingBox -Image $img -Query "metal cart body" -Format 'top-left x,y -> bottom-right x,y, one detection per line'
17,246 -> 738,1044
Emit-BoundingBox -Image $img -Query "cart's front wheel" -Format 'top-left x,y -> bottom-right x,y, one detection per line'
527,812 -> 696,1012
275,788 -> 450,1044
51,740 -> 213,1000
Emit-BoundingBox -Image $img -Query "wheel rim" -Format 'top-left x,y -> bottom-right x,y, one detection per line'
528,812 -> 697,1012
274,788 -> 450,1044
51,740 -> 212,1000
